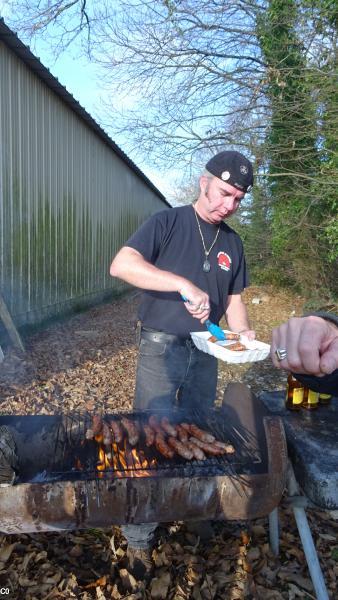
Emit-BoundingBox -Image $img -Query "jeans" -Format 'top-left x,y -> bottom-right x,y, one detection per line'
134,331 -> 217,411
121,328 -> 218,548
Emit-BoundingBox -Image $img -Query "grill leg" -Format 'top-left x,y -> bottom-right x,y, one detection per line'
287,462 -> 329,600
268,507 -> 279,556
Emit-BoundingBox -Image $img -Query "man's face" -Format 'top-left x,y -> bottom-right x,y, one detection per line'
199,175 -> 245,224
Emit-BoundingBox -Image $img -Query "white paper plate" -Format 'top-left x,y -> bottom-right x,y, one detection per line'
190,330 -> 270,363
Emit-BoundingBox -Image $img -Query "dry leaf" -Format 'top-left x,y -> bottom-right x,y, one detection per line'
84,575 -> 107,589
69,544 -> 83,558
242,558 -> 252,573
152,549 -> 171,567
256,586 -> 284,599
0,543 -> 16,563
251,525 -> 267,538
96,586 -> 107,600
278,570 -> 313,592
150,572 -> 171,599
318,533 -> 336,542
241,531 -> 250,545
186,565 -> 202,586
34,550 -> 48,562
287,582 -> 308,598
287,546 -> 304,562
192,585 -> 203,600
42,572 -> 62,585
111,583 -> 122,599
18,576 -> 37,587
247,546 -> 260,561
119,568 -> 138,592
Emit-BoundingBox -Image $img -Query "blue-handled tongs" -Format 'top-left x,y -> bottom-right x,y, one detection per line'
181,295 -> 226,341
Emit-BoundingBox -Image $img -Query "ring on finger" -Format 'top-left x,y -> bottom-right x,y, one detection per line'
275,348 -> 287,361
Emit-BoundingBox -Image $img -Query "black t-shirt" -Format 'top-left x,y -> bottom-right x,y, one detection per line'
125,205 -> 249,336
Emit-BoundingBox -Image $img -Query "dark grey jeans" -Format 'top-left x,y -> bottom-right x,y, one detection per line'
134,331 -> 217,411
121,328 -> 217,548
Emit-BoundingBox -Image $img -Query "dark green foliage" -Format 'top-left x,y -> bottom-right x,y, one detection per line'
255,0 -> 337,302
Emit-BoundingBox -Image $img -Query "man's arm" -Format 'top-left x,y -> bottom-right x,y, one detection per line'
110,246 -> 211,320
225,293 -> 255,340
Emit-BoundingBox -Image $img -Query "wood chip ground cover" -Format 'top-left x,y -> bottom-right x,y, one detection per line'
0,286 -> 336,599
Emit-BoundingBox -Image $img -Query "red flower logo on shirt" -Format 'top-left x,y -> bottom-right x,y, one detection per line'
217,251 -> 232,271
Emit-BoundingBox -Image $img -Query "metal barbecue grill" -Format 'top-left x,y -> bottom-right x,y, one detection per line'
0,408 -> 287,534
48,408 -> 264,483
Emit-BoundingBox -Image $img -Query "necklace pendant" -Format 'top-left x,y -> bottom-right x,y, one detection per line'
203,259 -> 211,273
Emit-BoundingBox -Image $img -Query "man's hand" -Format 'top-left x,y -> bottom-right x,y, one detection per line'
271,316 -> 338,376
239,329 -> 256,341
180,283 -> 211,322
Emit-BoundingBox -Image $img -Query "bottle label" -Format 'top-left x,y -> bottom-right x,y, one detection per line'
308,390 -> 319,404
292,389 -> 304,404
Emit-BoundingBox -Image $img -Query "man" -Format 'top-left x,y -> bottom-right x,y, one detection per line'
110,150 -> 255,576
271,314 -> 338,394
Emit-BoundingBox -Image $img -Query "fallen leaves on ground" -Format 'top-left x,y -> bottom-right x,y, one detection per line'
0,285 -> 336,598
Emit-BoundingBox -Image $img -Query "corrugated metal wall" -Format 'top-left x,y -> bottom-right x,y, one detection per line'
0,40 -> 166,327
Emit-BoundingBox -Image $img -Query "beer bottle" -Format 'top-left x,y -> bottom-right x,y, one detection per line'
302,387 -> 319,410
319,393 -> 332,405
285,373 -> 304,410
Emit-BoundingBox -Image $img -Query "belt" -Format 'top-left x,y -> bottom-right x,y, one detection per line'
141,327 -> 191,346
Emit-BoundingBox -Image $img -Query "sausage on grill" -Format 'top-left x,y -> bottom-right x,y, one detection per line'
92,414 -> 103,435
187,441 -> 207,461
85,414 -> 103,439
160,417 -> 177,437
180,422 -> 191,432
175,424 -> 189,443
102,421 -> 113,458
121,417 -> 139,446
148,415 -> 166,436
167,437 -> 193,460
155,434 -> 174,459
109,420 -> 124,444
214,440 -> 235,454
143,424 -> 155,447
102,422 -> 112,445
189,436 -> 224,455
189,424 -> 215,444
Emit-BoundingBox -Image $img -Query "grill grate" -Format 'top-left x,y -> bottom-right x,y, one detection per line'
50,408 -> 264,495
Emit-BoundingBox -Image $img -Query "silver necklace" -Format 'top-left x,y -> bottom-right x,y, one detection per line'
193,205 -> 220,272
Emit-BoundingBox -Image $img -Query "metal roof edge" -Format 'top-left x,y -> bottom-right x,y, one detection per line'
0,18 -> 171,208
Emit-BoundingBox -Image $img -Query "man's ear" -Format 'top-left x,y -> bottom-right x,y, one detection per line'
199,175 -> 209,195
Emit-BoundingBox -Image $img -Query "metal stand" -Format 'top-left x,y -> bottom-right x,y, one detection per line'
269,461 -> 329,600
268,507 -> 279,557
